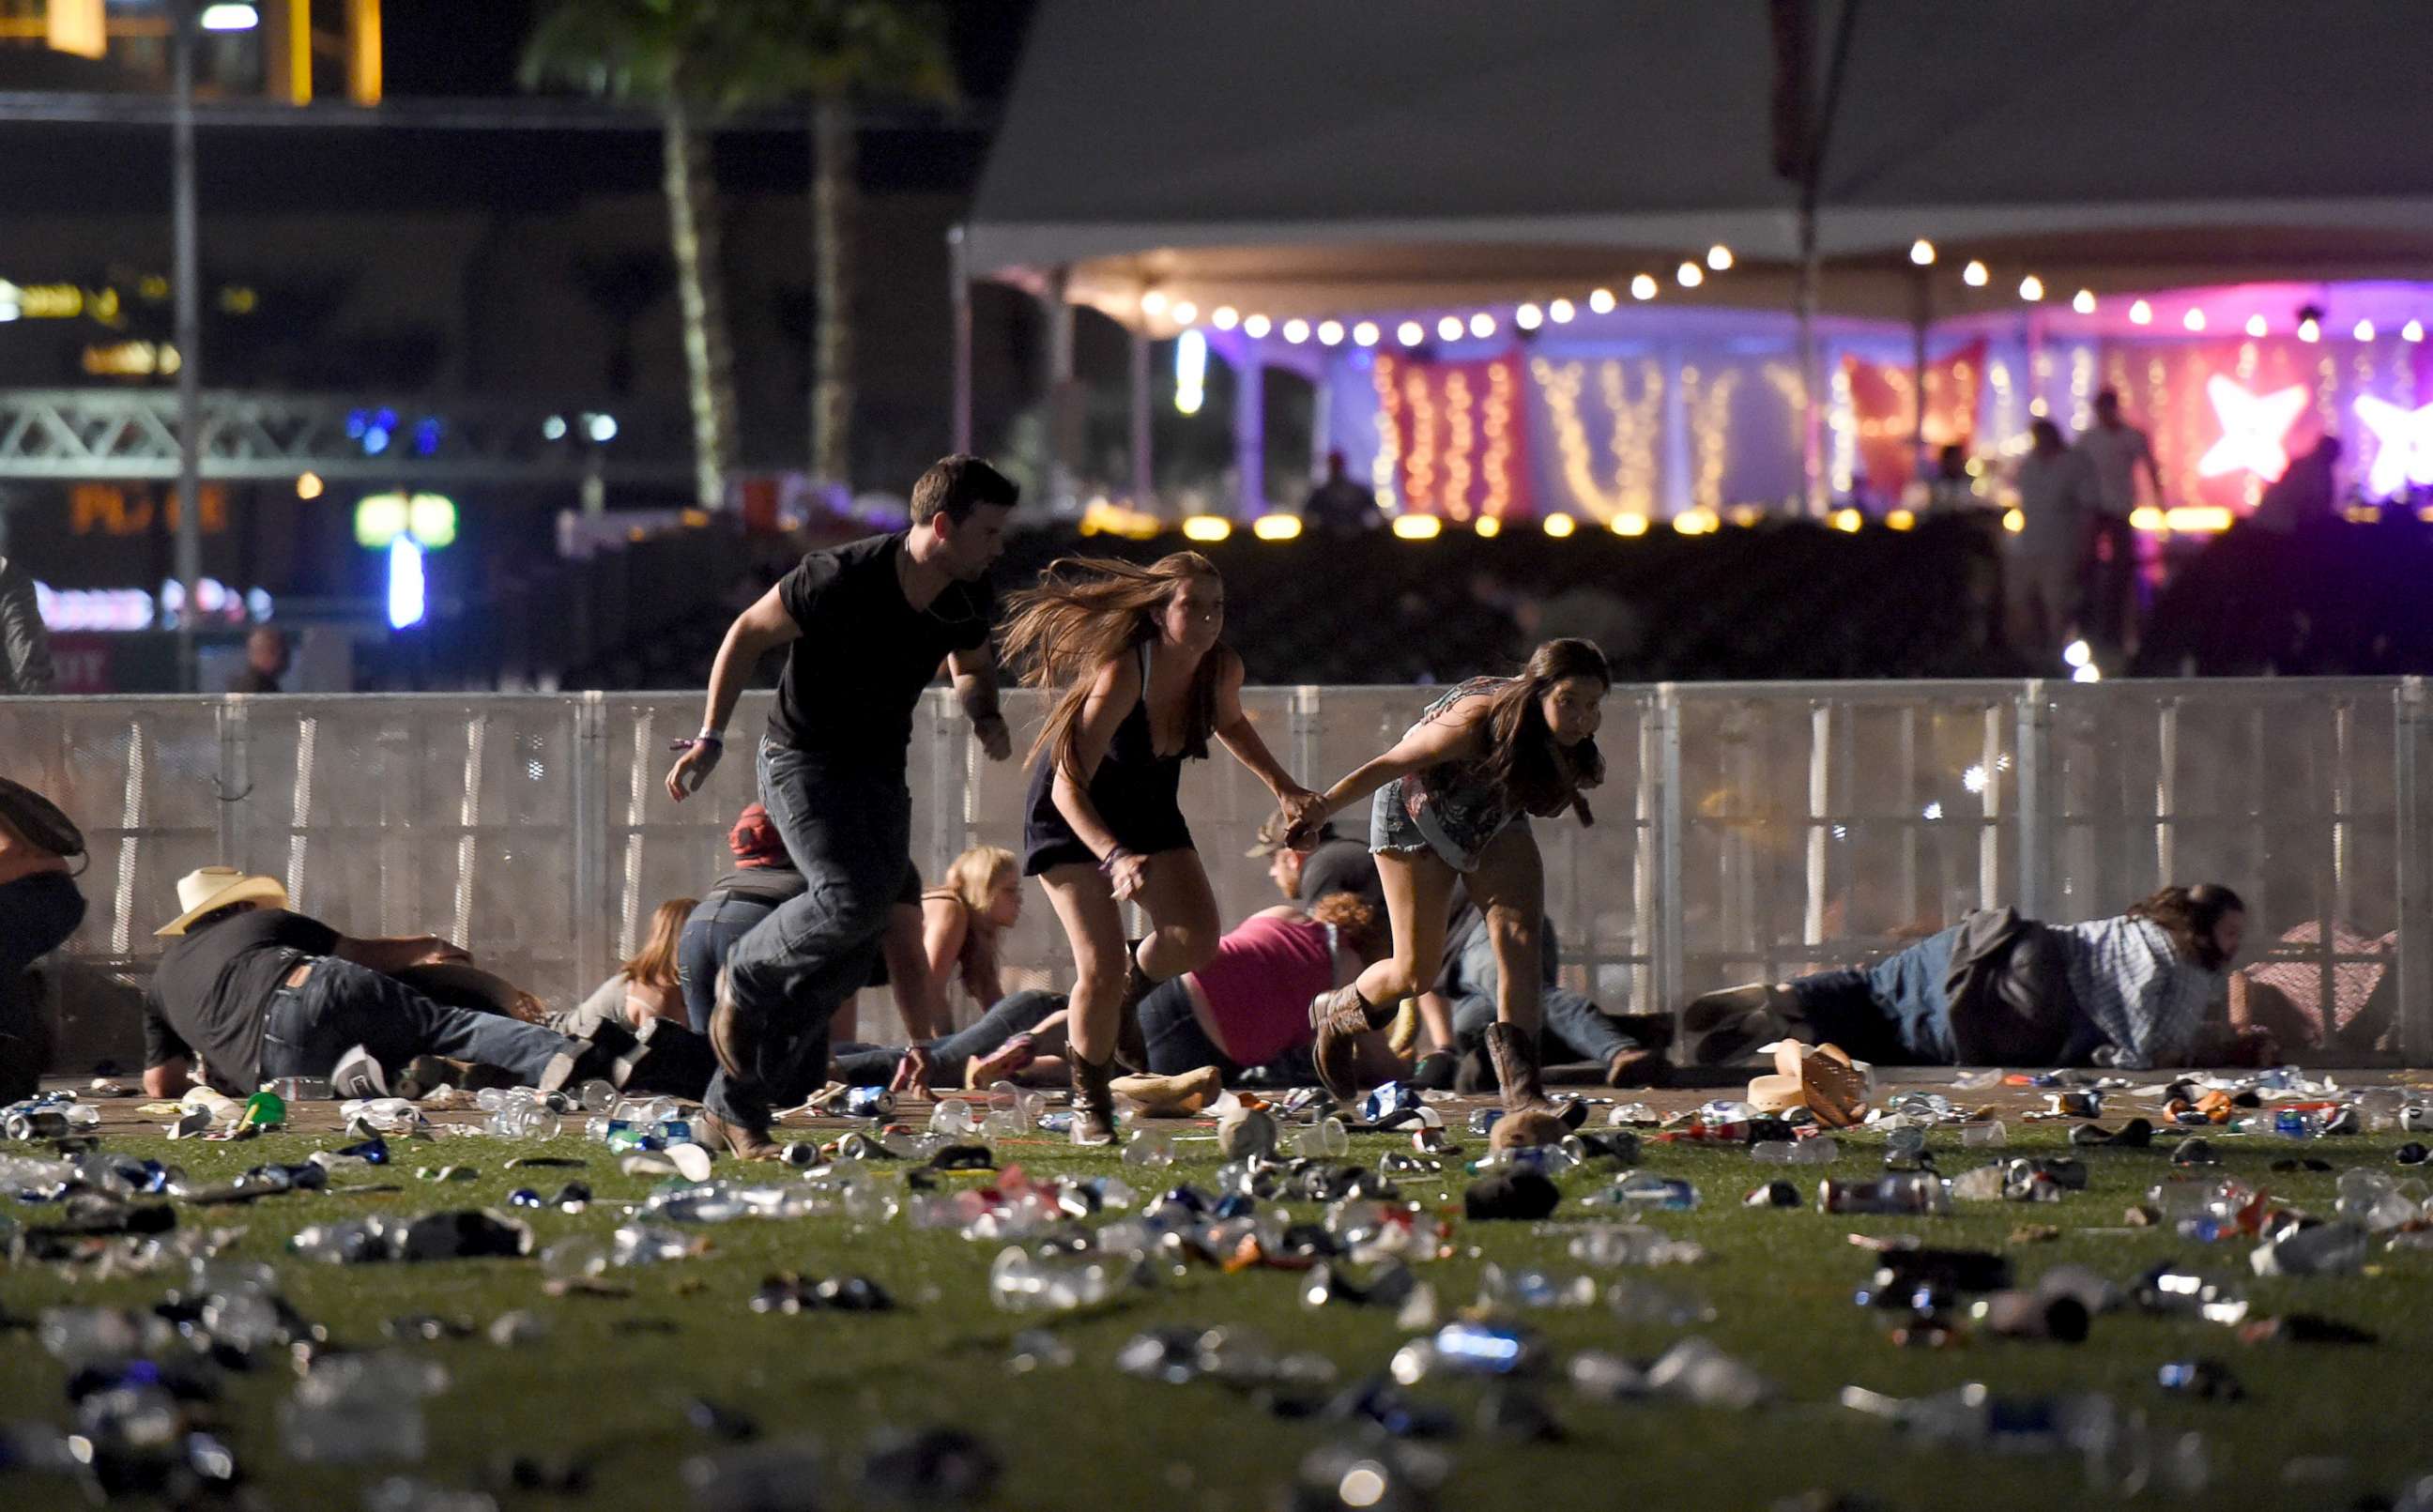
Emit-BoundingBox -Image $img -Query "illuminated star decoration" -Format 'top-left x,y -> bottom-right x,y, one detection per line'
2354,395 -> 2433,498
2197,375 -> 2308,481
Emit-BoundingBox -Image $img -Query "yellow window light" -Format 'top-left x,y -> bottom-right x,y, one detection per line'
1728,505 -> 1766,527
1611,512 -> 1649,537
1474,515 -> 1502,538
1885,508 -> 1916,530
1181,514 -> 1232,542
296,471 -> 324,500
1542,512 -> 1577,538
2129,506 -> 2165,531
1830,508 -> 1863,532
2002,509 -> 2025,533
1391,514 -> 1442,541
1079,500 -> 1162,540
1250,513 -> 1301,541
2343,504 -> 2382,525
2164,506 -> 2234,533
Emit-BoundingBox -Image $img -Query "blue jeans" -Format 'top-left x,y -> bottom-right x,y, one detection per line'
259,955 -> 579,1088
678,897 -> 777,1035
1786,923 -> 1961,1063
833,989 -> 1066,1088
1442,913 -> 1640,1064
1137,978 -> 1237,1077
708,743 -> 912,1127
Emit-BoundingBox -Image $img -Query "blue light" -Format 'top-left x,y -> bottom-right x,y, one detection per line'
412,418 -> 443,457
386,539 -> 426,630
361,426 -> 390,456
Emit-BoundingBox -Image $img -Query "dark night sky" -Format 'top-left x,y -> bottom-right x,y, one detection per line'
0,2 -> 1036,214
385,1 -> 1035,106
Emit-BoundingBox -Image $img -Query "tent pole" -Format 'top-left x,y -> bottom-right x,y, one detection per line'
1233,349 -> 1265,519
947,225 -> 972,455
1797,210 -> 1825,516
1912,263 -> 1931,481
1127,325 -> 1153,511
1043,264 -> 1076,513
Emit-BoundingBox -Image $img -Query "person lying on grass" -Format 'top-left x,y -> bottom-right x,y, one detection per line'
1682,882 -> 2275,1071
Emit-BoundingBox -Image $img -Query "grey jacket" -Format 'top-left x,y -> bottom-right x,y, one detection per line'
0,556 -> 54,695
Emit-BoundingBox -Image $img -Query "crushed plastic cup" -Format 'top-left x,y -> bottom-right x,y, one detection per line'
930,1100 -> 979,1138
609,1223 -> 696,1267
1477,1263 -> 1597,1311
1291,1117 -> 1352,1160
2337,1170 -> 2425,1232
1564,1224 -> 1706,1268
1752,1137 -> 1837,1166
1122,1130 -> 1176,1168
987,1245 -> 1114,1313
1645,1337 -> 1772,1409
1962,1120 -> 2008,1148
539,1236 -> 608,1283
485,1105 -> 563,1140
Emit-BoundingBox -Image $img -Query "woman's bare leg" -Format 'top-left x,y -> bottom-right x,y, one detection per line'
1129,848 -> 1223,981
1465,824 -> 1547,1038
1040,864 -> 1128,1064
1356,850 -> 1458,1007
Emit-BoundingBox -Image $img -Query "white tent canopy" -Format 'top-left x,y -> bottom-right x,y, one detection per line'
969,0 -> 2433,328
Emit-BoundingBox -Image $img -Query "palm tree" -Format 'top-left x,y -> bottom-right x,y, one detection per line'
521,1 -> 952,507
774,3 -> 954,490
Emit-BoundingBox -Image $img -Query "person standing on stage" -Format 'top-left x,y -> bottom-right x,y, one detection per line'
2078,389 -> 2164,650
1002,552 -> 1315,1145
664,455 -> 1018,1159
1284,639 -> 1611,1142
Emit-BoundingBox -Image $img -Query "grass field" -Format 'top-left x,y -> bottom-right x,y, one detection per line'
3,1099 -> 2429,1512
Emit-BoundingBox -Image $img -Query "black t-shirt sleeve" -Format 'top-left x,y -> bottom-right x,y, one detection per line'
263,909 -> 341,957
775,549 -> 847,634
142,985 -> 190,1068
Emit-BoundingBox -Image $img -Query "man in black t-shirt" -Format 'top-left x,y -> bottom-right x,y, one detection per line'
140,866 -> 625,1100
665,455 -> 1018,1158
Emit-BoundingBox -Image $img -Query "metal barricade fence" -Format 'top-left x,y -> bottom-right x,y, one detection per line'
4,678 -> 2425,1063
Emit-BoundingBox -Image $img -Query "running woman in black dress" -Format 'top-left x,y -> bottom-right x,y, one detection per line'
1002,553 -> 1315,1145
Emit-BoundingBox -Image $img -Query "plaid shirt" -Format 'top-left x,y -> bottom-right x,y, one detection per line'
2058,915 -> 2220,1069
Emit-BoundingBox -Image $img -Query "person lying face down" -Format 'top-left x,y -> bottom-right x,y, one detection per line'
140,866 -> 663,1102
1681,883 -> 2262,1072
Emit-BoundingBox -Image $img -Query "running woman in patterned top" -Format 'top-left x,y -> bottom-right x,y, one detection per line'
1002,553 -> 1316,1146
1284,639 -> 1610,1139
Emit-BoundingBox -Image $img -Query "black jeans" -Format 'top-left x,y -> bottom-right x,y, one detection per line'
259,955 -> 580,1089
833,989 -> 1066,1088
0,872 -> 84,980
708,743 -> 912,1127
1137,977 -> 1241,1078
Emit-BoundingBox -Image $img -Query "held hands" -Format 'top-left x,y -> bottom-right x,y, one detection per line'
664,738 -> 723,802
1278,787 -> 1330,852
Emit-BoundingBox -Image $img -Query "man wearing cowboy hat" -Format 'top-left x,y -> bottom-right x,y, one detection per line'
140,866 -> 625,1101
1247,813 -> 1383,912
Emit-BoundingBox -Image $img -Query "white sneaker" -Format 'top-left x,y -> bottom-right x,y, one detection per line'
330,1045 -> 389,1100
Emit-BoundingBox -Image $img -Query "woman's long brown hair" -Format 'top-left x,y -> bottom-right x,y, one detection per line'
620,896 -> 696,988
1001,553 -> 1232,779
1468,637 -> 1611,825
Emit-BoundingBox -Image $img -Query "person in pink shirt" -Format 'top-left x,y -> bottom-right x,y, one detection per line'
1133,893 -> 1402,1083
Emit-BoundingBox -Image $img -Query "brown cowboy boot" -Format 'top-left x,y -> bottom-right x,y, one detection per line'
1308,984 -> 1392,1103
1484,1022 -> 1568,1150
1069,1052 -> 1118,1147
1483,1020 -> 1562,1116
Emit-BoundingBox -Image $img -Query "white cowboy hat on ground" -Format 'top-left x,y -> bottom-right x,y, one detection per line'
157,866 -> 288,937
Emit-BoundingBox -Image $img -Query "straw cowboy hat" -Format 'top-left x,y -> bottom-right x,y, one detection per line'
157,865 -> 288,937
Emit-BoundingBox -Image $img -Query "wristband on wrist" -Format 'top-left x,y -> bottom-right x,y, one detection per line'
1098,846 -> 1135,876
